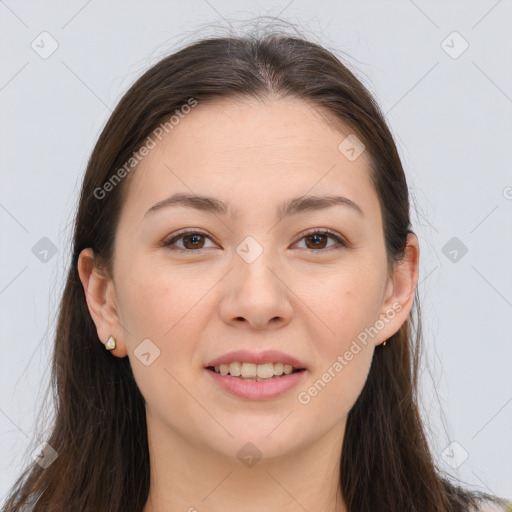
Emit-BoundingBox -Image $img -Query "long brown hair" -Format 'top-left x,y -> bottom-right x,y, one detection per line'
2,22 -> 506,512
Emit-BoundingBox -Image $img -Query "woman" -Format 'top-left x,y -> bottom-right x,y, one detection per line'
3,26 -> 510,512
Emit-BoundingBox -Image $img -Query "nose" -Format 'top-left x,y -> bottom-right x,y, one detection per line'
219,253 -> 294,330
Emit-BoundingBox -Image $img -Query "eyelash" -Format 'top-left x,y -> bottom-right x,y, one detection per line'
162,228 -> 348,254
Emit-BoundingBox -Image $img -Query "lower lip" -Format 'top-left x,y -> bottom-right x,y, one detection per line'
205,368 -> 307,400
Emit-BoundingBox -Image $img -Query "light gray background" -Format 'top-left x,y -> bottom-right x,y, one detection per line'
1,0 -> 511,503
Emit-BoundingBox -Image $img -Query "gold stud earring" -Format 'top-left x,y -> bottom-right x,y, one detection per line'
383,341 -> 387,347
105,335 -> 116,351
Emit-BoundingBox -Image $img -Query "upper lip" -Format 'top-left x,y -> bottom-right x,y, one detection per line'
205,350 -> 307,369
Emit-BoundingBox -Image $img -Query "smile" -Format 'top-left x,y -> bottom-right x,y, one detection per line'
205,365 -> 307,400
207,362 -> 305,380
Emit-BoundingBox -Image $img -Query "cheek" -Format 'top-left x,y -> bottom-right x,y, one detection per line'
114,260 -> 211,393
309,264 -> 385,346
116,263 -> 209,428
296,265 -> 382,409
116,259 -> 210,341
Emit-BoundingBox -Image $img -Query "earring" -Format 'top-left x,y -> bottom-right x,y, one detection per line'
105,335 -> 116,351
383,341 -> 387,347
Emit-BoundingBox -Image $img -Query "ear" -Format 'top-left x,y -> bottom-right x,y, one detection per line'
373,233 -> 420,346
77,248 -> 128,357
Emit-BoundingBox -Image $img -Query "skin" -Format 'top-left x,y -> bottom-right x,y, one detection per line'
78,96 -> 419,512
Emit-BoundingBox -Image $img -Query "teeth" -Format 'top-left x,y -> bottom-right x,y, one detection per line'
273,363 -> 284,375
229,362 -> 241,376
256,363 -> 274,379
241,362 -> 257,378
212,362 -> 301,379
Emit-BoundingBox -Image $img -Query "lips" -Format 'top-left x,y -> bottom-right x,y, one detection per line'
205,364 -> 308,400
204,349 -> 307,370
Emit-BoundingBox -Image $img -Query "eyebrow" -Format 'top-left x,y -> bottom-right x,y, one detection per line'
143,192 -> 364,220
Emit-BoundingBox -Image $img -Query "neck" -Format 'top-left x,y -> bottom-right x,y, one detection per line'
142,413 -> 348,512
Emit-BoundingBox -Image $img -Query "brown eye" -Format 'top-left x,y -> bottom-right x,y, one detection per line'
181,233 -> 206,249
295,229 -> 346,252
304,233 -> 328,250
163,228 -> 347,254
163,231 -> 216,252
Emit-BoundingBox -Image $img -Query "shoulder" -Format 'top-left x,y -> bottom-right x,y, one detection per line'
472,497 -> 512,512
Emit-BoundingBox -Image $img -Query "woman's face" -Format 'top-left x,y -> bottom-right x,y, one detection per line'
82,97 -> 417,461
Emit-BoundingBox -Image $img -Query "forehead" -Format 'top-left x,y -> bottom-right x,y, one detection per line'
121,96 -> 379,223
